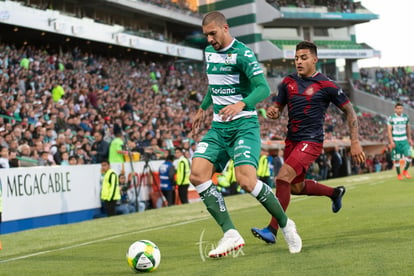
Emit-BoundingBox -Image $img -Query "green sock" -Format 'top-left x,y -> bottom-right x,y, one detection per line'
199,184 -> 235,233
404,160 -> 410,171
255,182 -> 288,228
396,166 -> 401,175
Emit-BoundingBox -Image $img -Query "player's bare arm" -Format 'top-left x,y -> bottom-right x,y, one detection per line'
191,109 -> 205,136
387,124 -> 395,148
406,124 -> 413,146
341,102 -> 366,164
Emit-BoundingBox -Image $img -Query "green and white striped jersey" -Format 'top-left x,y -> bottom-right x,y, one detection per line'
388,113 -> 409,141
204,39 -> 264,123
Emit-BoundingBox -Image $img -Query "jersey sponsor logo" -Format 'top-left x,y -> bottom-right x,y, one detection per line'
220,66 -> 232,72
205,52 -> 237,64
195,142 -> 208,154
211,87 -> 236,95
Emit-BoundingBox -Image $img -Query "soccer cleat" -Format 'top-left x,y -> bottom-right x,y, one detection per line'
331,186 -> 346,213
208,229 -> 245,258
397,174 -> 404,180
251,227 -> 276,244
402,171 -> 412,179
280,218 -> 302,254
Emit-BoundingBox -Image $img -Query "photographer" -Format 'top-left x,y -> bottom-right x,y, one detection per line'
116,174 -> 136,214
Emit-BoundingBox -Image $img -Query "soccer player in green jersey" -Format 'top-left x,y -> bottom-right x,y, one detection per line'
387,103 -> 413,180
190,11 -> 301,258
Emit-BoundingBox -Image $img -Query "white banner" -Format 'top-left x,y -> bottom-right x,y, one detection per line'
0,164 -> 102,221
0,161 -> 164,222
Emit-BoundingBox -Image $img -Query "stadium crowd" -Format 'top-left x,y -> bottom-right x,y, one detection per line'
356,67 -> 414,108
266,0 -> 361,12
0,41 -> 402,170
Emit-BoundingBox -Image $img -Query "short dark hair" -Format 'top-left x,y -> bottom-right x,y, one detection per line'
202,11 -> 227,26
395,103 -> 403,108
296,41 -> 318,56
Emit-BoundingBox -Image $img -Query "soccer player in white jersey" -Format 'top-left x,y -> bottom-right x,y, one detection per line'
387,103 -> 413,180
190,11 -> 301,258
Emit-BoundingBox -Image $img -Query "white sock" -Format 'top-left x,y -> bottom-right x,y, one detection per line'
250,179 -> 263,197
194,180 -> 213,194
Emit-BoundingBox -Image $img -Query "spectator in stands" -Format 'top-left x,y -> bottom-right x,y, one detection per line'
38,151 -> 53,166
53,143 -> 68,165
0,146 -> 9,169
69,155 -> 78,165
60,151 -> 70,165
18,144 -> 37,167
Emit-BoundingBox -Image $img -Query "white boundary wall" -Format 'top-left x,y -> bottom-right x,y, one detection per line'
0,161 -> 163,222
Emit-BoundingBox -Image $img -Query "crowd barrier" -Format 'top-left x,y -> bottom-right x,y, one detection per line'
0,161 -> 164,234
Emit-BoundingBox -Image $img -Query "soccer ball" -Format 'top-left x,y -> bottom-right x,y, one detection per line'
126,240 -> 161,273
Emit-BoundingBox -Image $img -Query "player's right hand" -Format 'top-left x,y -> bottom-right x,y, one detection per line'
267,106 -> 280,119
191,109 -> 205,136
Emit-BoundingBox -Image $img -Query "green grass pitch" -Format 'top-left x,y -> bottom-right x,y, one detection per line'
1,168 -> 414,275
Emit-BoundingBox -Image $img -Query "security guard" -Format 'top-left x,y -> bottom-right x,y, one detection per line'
100,159 -> 121,216
175,147 -> 190,204
257,149 -> 271,186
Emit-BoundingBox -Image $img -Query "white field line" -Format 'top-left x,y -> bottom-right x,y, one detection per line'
0,218 -> 209,264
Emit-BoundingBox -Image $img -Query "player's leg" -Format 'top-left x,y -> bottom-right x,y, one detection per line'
391,147 -> 403,179
251,140 -> 297,243
236,164 -> 301,253
191,156 -> 244,258
234,130 -> 301,253
402,142 -> 412,178
253,142 -> 345,244
191,131 -> 244,258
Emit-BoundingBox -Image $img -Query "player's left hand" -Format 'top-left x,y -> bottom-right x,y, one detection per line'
219,102 -> 245,121
350,142 -> 366,165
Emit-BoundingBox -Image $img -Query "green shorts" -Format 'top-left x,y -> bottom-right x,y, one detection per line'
392,140 -> 412,160
193,117 -> 260,172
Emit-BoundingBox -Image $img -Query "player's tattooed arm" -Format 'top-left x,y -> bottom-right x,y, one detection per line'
341,102 -> 366,164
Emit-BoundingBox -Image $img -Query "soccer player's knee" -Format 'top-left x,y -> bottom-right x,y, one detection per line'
238,180 -> 254,193
189,172 -> 206,186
